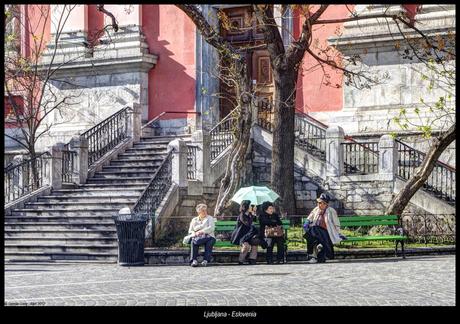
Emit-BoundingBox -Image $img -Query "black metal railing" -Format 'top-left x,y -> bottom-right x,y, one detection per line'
257,98 -> 274,132
187,144 -> 198,180
396,139 -> 456,204
342,139 -> 379,175
294,111 -> 327,160
210,113 -> 235,161
132,151 -> 173,217
61,142 -> 77,183
401,213 -> 455,244
4,152 -> 50,204
81,106 -> 130,168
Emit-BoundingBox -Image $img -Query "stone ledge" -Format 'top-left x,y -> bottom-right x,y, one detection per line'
143,246 -> 455,265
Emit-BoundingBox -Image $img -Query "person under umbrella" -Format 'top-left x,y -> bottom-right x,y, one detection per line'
230,200 -> 260,265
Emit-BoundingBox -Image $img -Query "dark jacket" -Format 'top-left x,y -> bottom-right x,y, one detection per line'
258,211 -> 283,239
230,212 -> 258,245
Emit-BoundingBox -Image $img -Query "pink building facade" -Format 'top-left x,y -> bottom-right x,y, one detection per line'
5,4 -> 456,166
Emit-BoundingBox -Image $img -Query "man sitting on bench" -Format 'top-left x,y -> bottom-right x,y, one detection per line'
303,193 -> 345,264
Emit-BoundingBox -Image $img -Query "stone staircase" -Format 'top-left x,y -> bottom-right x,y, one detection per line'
4,135 -> 181,263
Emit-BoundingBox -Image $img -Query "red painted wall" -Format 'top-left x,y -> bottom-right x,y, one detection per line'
295,5 -> 353,114
142,5 -> 196,120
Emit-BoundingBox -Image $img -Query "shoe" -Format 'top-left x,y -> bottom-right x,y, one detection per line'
267,260 -> 274,265
248,259 -> 256,265
201,260 -> 208,267
317,244 -> 323,253
275,260 -> 285,264
191,260 -> 198,267
308,257 -> 318,264
238,261 -> 245,265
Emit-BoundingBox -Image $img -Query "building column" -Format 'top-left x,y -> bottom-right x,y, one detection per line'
51,5 -> 88,43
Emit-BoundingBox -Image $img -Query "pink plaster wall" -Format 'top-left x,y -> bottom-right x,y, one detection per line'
142,5 -> 196,120
295,5 -> 353,114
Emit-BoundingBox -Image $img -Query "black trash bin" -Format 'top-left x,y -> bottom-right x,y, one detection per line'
112,213 -> 149,266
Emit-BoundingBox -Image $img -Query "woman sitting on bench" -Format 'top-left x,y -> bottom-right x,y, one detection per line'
303,193 -> 344,263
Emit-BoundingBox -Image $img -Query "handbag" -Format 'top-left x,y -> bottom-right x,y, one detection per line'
264,225 -> 284,238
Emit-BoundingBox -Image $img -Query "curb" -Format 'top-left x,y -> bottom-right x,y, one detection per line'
144,246 -> 455,265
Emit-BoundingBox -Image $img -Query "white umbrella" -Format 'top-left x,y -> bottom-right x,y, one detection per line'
230,186 -> 280,205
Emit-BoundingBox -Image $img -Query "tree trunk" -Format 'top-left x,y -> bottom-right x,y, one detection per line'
213,62 -> 254,217
271,69 -> 297,215
214,97 -> 253,217
386,124 -> 456,215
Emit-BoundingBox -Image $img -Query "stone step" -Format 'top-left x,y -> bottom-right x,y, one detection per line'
51,188 -> 145,197
132,143 -> 169,149
4,251 -> 118,262
108,160 -> 163,167
5,229 -> 117,238
117,152 -> 166,160
92,171 -> 157,179
5,237 -> 117,245
78,183 -> 148,189
6,214 -> 117,222
10,209 -> 121,217
37,195 -> 140,203
124,147 -> 168,154
101,165 -> 159,173
5,222 -> 115,231
5,244 -> 118,254
25,201 -> 136,209
85,177 -> 151,185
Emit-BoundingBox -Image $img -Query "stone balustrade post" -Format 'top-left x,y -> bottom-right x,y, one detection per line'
378,135 -> 398,180
70,135 -> 89,185
49,142 -> 65,190
167,139 -> 188,188
12,155 -> 25,197
129,103 -> 142,143
191,130 -> 204,182
326,126 -> 345,177
201,131 -> 212,187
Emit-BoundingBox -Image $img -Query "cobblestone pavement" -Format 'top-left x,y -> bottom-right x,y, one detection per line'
4,255 -> 455,306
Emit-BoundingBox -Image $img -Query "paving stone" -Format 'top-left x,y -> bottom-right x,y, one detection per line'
4,255 -> 455,306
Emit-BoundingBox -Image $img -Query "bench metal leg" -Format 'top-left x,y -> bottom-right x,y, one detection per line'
401,241 -> 406,259
395,241 -> 399,257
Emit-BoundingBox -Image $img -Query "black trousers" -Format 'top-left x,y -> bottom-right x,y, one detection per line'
190,236 -> 216,262
265,237 -> 285,263
304,226 -> 334,262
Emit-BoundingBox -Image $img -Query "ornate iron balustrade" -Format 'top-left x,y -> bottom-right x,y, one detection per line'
132,151 -> 173,217
210,113 -> 234,161
81,106 -> 130,168
4,152 -> 50,204
256,98 -> 274,132
402,213 -> 455,244
396,139 -> 456,204
186,144 -> 198,180
342,139 -> 379,175
61,142 -> 77,184
294,111 -> 327,160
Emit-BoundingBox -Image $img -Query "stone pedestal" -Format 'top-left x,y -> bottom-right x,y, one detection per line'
326,126 -> 344,177
168,139 -> 188,188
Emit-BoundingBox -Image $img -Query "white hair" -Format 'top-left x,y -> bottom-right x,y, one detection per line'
195,203 -> 207,213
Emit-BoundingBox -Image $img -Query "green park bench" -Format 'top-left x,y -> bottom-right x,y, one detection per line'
185,219 -> 291,261
302,214 -> 408,258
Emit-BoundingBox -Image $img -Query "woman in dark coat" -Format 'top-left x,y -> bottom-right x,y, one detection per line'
259,201 -> 285,264
231,200 -> 259,265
